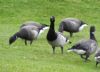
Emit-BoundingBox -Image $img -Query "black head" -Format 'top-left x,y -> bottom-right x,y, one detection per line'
9,35 -> 17,45
50,16 -> 55,23
90,26 -> 95,32
90,26 -> 96,41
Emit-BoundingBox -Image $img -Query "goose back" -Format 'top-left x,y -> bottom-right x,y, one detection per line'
20,26 -> 39,40
20,21 -> 42,28
59,18 -> 86,32
67,26 -> 97,61
76,39 -> 97,54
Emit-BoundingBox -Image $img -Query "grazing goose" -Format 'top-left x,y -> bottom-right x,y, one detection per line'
95,49 -> 100,67
20,21 -> 49,36
47,16 -> 70,54
68,26 -> 97,61
58,18 -> 88,37
9,25 -> 42,45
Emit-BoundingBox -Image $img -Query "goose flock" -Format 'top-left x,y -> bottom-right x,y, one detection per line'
9,16 -> 100,67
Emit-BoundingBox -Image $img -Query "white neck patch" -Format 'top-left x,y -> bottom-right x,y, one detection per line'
91,32 -> 95,34
16,36 -> 18,39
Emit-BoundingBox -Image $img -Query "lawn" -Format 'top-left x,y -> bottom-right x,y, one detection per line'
0,0 -> 100,72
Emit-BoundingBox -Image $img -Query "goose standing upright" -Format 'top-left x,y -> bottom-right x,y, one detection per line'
58,18 -> 88,37
47,16 -> 70,54
95,49 -> 100,67
68,26 -> 97,61
9,25 -> 42,45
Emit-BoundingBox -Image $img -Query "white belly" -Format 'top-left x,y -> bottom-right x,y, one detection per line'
48,33 -> 68,47
95,56 -> 100,62
31,30 -> 39,39
79,24 -> 87,31
73,49 -> 86,55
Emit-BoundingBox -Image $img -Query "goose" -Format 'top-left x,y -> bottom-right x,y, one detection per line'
58,18 -> 88,37
95,49 -> 100,67
9,25 -> 42,45
20,21 -> 49,36
67,26 -> 97,61
47,16 -> 70,54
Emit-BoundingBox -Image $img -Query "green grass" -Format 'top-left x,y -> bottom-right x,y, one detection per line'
0,0 -> 100,72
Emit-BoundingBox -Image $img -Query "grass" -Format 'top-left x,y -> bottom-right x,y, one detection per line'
0,0 -> 100,72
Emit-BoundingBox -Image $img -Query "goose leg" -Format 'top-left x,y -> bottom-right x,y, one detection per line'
25,40 -> 27,45
85,54 -> 90,62
80,55 -> 85,59
61,47 -> 63,54
96,62 -> 99,67
52,47 -> 55,54
70,32 -> 73,37
30,40 -> 33,45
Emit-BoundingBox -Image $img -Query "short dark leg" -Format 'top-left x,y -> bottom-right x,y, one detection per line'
52,47 -> 55,54
85,54 -> 89,62
96,62 -> 99,67
30,40 -> 33,45
61,47 -> 63,54
70,32 -> 73,37
80,55 -> 85,59
25,40 -> 27,45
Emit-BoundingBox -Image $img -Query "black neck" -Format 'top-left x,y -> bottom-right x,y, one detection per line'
47,21 -> 57,41
50,21 -> 55,30
90,32 -> 96,41
15,32 -> 19,37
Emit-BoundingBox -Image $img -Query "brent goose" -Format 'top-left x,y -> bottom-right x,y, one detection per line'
68,26 -> 97,61
58,18 -> 88,37
9,25 -> 42,45
95,49 -> 100,67
47,16 -> 70,54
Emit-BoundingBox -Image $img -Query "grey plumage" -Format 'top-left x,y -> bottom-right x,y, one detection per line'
20,21 -> 49,37
68,26 -> 97,61
20,21 -> 49,34
9,25 -> 41,45
9,21 -> 49,45
47,16 -> 70,54
58,18 -> 88,37
20,21 -> 42,28
95,49 -> 100,67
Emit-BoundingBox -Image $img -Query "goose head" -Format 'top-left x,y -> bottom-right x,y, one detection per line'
9,34 -> 18,45
90,26 -> 95,33
50,16 -> 55,23
90,26 -> 96,41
